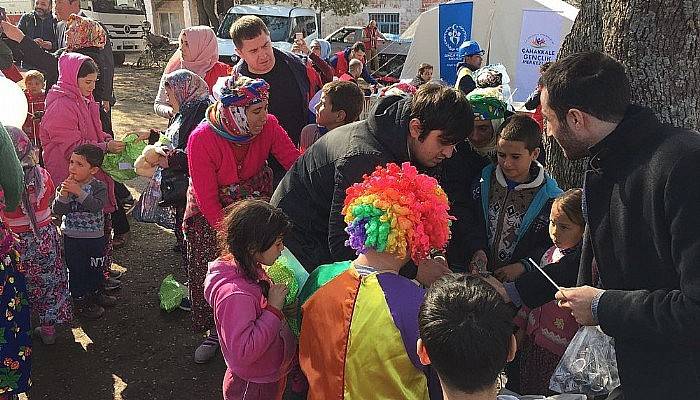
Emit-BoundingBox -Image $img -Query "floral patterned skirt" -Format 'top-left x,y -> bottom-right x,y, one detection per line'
184,214 -> 218,332
0,223 -> 32,395
16,224 -> 72,326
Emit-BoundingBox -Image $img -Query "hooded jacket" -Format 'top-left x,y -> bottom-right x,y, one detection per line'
271,95 -> 412,271
40,52 -> 116,213
203,257 -> 296,383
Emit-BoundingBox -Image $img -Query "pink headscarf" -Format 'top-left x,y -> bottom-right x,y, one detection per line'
164,26 -> 219,77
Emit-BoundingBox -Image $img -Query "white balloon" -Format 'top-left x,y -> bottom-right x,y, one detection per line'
0,78 -> 28,129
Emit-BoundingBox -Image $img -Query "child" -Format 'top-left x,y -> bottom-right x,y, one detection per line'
514,189 -> 583,395
418,274 -> 518,400
470,114 -> 562,277
52,144 -> 117,320
2,127 -> 71,345
203,200 -> 296,400
22,70 -> 46,156
298,162 -> 450,400
299,81 -> 364,152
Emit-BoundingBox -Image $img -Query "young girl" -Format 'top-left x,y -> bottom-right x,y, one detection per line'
2,127 -> 71,344
514,188 -> 584,395
203,200 -> 296,400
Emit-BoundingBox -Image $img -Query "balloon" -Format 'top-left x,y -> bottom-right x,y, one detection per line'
0,78 -> 28,129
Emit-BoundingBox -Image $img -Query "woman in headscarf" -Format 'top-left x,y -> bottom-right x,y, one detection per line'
0,123 -> 32,398
184,76 -> 300,364
307,39 -> 333,84
154,26 -> 232,119
2,127 -> 71,345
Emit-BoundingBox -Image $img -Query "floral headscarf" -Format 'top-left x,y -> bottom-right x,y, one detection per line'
164,69 -> 210,113
7,126 -> 44,235
65,14 -> 107,51
206,76 -> 270,144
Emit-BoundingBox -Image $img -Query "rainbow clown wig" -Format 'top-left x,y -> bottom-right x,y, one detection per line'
342,162 -> 452,263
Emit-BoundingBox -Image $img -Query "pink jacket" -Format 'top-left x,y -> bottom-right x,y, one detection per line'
40,53 -> 116,213
187,114 -> 300,228
204,257 -> 296,383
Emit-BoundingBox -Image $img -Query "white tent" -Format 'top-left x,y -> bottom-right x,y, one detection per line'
400,0 -> 578,101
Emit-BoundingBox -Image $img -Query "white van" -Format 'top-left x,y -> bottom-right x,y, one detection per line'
216,5 -> 319,64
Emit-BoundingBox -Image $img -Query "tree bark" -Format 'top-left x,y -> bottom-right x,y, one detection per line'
544,0 -> 700,190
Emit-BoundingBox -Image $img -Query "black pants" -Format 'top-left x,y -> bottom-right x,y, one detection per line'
112,182 -> 131,235
65,235 -> 107,299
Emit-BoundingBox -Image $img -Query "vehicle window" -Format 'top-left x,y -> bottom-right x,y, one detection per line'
343,29 -> 357,43
328,29 -> 348,42
218,13 -> 290,42
294,16 -> 316,37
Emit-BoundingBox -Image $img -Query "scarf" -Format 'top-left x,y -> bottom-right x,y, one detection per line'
205,77 -> 270,144
164,26 -> 218,77
65,14 -> 107,51
164,68 -> 210,115
7,126 -> 44,235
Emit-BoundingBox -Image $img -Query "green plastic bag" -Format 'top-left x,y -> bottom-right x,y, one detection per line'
159,274 -> 187,312
102,133 -> 147,182
265,249 -> 310,336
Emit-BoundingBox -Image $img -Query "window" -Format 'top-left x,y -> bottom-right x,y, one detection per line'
328,28 -> 360,44
158,12 -> 182,40
294,16 -> 317,38
369,13 -> 399,35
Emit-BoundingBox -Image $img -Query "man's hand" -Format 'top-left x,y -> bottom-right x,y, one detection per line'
1,21 -> 25,43
415,258 -> 451,287
555,286 -> 604,326
34,38 -> 52,50
468,249 -> 488,274
494,262 -> 526,282
477,273 -> 511,303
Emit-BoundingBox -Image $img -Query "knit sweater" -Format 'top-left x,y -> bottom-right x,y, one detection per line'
187,114 -> 300,228
51,178 -> 106,238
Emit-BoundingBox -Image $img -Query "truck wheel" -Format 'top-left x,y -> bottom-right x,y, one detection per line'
113,53 -> 126,66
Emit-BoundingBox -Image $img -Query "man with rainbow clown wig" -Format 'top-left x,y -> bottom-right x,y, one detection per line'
298,162 -> 450,400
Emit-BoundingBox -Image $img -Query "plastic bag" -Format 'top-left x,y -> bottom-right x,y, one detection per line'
264,248 -> 310,336
102,133 -> 147,182
159,274 -> 187,312
549,326 -> 620,396
132,167 -> 175,229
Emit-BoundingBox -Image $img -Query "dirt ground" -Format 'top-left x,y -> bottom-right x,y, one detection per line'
28,62 -> 227,399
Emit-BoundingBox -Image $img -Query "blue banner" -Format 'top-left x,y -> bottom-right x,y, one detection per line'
438,2 -> 474,85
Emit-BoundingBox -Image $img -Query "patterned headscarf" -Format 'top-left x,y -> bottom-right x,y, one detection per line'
466,88 -> 508,156
206,76 -> 270,144
7,126 -> 44,235
343,162 -> 452,263
65,14 -> 107,51
164,69 -> 210,113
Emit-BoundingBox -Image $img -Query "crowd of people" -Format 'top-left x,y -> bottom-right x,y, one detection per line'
0,3 -> 698,400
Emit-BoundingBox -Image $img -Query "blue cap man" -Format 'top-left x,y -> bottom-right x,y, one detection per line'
455,40 -> 484,95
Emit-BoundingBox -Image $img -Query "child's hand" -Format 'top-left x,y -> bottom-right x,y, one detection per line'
494,262 -> 526,282
58,183 -> 70,198
107,140 -> 126,153
267,283 -> 289,311
282,299 -> 298,321
62,179 -> 82,196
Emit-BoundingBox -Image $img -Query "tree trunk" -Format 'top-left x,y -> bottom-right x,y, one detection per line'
544,0 -> 700,190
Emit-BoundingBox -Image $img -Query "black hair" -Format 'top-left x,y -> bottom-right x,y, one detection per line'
351,42 -> 366,53
73,143 -> 104,167
411,83 -> 473,145
553,188 -> 584,227
323,80 -> 364,123
540,51 -> 630,124
419,274 -> 514,394
77,58 -> 99,78
229,15 -> 270,49
218,200 -> 290,284
498,114 -> 542,152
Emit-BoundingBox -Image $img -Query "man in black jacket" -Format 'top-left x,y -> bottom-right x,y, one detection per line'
534,51 -> 700,399
17,0 -> 58,52
271,84 -> 473,286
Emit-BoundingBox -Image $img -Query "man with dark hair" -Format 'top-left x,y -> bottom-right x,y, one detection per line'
330,41 -> 377,85
229,15 -> 318,182
418,274 -> 517,400
18,0 -> 58,52
500,50 -> 700,399
272,83 -> 473,286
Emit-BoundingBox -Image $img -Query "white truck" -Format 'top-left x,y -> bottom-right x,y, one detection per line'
1,0 -> 146,65
216,4 -> 319,65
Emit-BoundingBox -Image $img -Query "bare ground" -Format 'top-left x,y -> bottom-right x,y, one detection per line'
28,63 -> 227,399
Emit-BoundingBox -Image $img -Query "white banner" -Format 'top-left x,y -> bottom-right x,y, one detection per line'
513,10 -> 564,102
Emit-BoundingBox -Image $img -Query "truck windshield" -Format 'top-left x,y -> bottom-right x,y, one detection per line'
88,0 -> 146,14
218,14 -> 290,42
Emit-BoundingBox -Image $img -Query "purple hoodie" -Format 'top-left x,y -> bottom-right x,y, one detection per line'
40,52 -> 116,212
204,257 -> 296,383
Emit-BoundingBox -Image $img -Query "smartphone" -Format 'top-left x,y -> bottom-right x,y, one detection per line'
0,7 -> 6,22
295,32 -> 303,40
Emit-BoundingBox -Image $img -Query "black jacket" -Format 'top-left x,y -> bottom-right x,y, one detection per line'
17,12 -> 58,51
271,95 -> 413,271
570,105 -> 700,398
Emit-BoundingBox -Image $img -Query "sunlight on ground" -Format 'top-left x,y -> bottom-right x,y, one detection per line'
112,374 -> 127,400
71,326 -> 94,351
